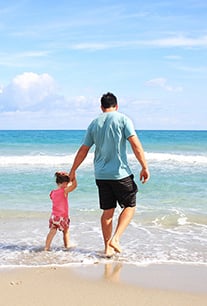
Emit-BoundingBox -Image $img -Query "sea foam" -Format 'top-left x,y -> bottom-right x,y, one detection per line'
0,152 -> 207,166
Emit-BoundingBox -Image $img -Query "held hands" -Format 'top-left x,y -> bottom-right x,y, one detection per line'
140,168 -> 150,184
68,169 -> 76,182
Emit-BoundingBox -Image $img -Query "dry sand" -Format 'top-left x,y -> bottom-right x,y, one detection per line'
1,263 -> 207,306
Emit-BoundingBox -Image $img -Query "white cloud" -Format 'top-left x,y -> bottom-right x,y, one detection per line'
0,71 -> 204,130
13,72 -> 55,92
153,35 -> 207,48
0,72 -> 60,111
0,72 -> 100,129
145,77 -> 183,92
70,35 -> 207,51
71,42 -> 109,51
164,55 -> 182,60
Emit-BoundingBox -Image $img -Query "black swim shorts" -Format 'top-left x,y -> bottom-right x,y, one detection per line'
96,174 -> 138,210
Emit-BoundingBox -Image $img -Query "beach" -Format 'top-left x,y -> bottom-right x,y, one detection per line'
1,263 -> 207,306
0,130 -> 207,305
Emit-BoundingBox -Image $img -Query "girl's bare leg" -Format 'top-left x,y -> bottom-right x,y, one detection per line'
109,206 -> 135,253
101,208 -> 115,256
44,227 -> 57,251
63,229 -> 70,248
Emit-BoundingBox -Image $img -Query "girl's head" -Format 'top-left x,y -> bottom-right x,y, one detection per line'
55,171 -> 70,184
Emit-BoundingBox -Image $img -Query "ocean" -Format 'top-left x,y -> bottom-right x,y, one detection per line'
0,130 -> 207,267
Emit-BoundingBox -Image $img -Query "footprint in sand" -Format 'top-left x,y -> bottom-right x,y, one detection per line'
10,280 -> 22,286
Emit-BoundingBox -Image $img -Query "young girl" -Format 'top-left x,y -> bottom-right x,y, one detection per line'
44,171 -> 77,251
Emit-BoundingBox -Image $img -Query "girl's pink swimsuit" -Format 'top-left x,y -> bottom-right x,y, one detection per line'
49,188 -> 70,231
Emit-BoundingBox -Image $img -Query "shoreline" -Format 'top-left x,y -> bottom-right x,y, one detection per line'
1,263 -> 207,306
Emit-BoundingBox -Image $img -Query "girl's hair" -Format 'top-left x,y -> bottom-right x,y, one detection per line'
55,171 -> 70,184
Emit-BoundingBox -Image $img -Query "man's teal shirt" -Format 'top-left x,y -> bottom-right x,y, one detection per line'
83,111 -> 136,180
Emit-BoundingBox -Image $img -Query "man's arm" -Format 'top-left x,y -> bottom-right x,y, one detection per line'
69,145 -> 90,180
128,135 -> 150,184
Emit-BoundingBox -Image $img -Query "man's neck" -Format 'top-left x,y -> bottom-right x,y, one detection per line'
102,106 -> 118,113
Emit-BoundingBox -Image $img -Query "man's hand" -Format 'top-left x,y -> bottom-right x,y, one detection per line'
140,168 -> 150,184
69,169 -> 76,182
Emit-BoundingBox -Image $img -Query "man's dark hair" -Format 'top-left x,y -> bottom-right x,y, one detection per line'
101,92 -> 117,109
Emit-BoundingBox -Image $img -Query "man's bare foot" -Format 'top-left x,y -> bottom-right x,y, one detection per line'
105,244 -> 115,258
109,239 -> 122,253
63,244 -> 72,250
105,253 -> 114,259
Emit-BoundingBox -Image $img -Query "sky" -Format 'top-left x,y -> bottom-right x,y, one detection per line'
0,0 -> 207,130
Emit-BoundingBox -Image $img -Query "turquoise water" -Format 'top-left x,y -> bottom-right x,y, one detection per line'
0,130 -> 207,266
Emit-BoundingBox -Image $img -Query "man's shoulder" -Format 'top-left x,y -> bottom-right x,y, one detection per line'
114,112 -> 132,124
87,112 -> 131,129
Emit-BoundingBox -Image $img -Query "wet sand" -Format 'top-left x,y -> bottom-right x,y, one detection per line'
1,263 -> 207,306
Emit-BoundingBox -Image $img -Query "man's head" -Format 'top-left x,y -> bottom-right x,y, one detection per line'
100,92 -> 118,109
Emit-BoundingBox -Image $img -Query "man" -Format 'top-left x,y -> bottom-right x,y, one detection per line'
69,92 -> 150,257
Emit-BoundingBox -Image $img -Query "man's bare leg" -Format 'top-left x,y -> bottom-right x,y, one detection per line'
101,208 -> 115,257
109,206 -> 136,253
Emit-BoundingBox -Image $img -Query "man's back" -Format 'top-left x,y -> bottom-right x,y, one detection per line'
84,111 -> 136,180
